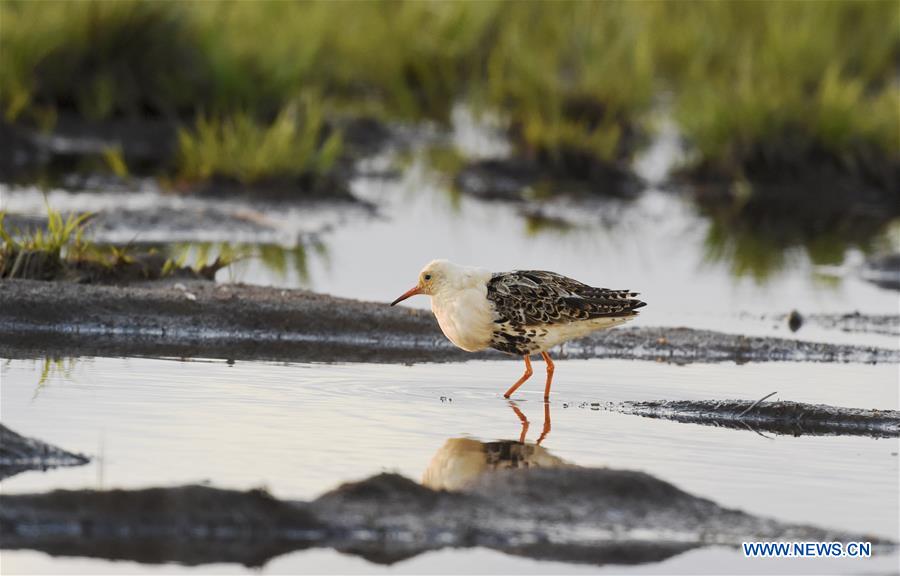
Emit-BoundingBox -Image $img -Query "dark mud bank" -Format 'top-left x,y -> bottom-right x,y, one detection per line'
2,469 -> 891,568
455,157 -> 641,203
2,279 -> 897,364
0,424 -> 89,481
773,311 -> 900,337
597,400 -> 900,438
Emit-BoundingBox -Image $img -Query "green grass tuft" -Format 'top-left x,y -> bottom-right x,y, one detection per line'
1,0 -> 206,121
2,0 -> 896,187
176,99 -> 342,185
0,206 -> 92,279
0,206 -> 238,281
484,2 -> 654,166
663,1 -> 899,182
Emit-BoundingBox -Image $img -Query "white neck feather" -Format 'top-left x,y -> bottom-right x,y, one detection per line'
429,265 -> 494,352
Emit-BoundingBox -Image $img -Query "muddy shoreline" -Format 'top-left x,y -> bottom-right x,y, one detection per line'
2,470 -> 892,568
596,400 -> 900,438
0,425 -> 90,481
1,279 -> 897,364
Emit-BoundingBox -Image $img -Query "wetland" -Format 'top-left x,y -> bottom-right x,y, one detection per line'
1,2 -> 898,574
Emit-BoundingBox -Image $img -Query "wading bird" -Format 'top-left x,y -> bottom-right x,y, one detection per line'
391,260 -> 646,401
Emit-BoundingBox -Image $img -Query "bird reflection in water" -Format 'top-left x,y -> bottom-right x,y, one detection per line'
422,402 -> 571,491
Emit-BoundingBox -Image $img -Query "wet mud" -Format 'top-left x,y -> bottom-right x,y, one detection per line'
1,279 -> 898,365
0,424 -> 90,480
454,158 -> 543,201
455,157 -> 641,203
770,311 -> 900,337
2,468 -> 891,568
599,400 -> 900,438
558,325 -> 899,364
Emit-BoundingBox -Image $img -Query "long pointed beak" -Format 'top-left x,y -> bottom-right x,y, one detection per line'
390,285 -> 423,306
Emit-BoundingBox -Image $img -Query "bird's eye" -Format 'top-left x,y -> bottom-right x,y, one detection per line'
424,274 -> 432,281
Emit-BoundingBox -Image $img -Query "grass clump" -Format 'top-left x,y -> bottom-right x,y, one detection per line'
484,2 -> 654,177
0,208 -> 91,279
0,206 -> 234,282
176,99 -> 342,186
2,0 -> 896,195
186,1 -> 499,122
655,1 -> 900,275
662,1 -> 899,187
0,0 -> 207,121
1,0 -> 498,124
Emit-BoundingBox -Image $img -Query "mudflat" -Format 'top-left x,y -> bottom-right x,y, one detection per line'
1,279 -> 897,365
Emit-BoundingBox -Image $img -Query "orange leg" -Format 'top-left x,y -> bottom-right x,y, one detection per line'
503,355 -> 533,399
509,403 -> 529,444
536,401 -> 552,445
541,352 -> 555,401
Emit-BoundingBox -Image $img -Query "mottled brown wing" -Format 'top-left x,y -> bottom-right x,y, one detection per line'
486,270 -> 646,326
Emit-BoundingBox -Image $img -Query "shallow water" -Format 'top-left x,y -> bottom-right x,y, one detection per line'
2,357 -> 897,563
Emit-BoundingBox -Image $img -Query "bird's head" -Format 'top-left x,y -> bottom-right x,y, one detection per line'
390,259 -> 458,305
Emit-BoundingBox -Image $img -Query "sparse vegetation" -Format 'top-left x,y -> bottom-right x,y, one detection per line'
1,0 -> 896,194
0,208 -> 91,279
0,206 -> 235,282
176,100 -> 342,185
483,2 -> 654,177
0,0 -> 205,122
660,1 -> 899,188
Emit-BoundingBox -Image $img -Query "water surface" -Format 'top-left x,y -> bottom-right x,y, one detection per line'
3,357 -> 896,543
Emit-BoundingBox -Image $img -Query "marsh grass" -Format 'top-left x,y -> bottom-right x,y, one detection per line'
483,2 -> 654,171
176,100 -> 342,185
0,0 -> 651,179
660,1 -> 899,185
0,206 -> 236,282
184,1 -> 500,122
0,0 -> 205,121
1,0 -> 896,190
0,208 -> 91,256
0,208 -> 91,279
673,1 -> 900,278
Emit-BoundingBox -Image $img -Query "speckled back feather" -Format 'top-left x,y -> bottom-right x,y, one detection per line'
486,270 -> 646,355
